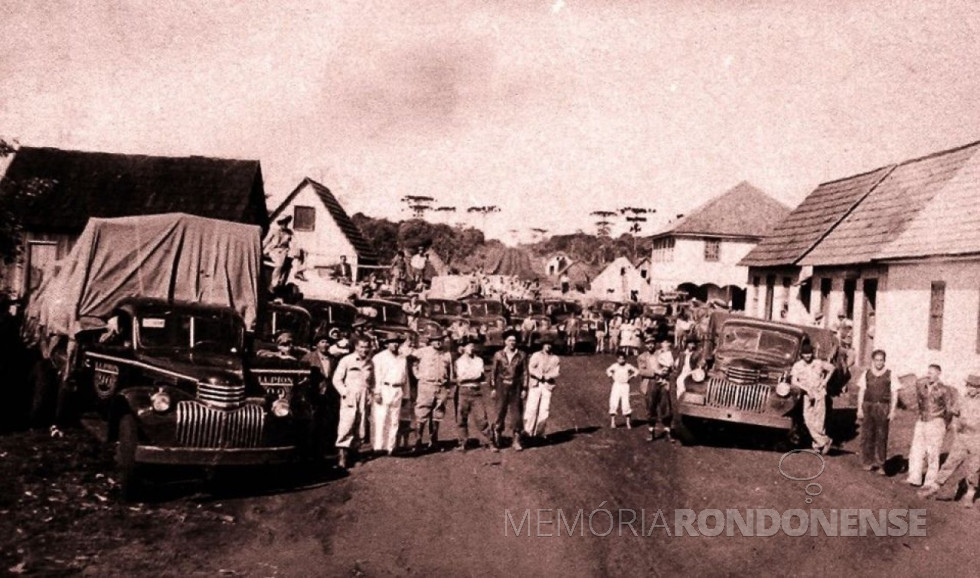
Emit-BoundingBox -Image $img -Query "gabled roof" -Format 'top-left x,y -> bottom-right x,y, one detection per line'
651,181 -> 790,240
1,146 -> 269,233
800,141 -> 980,266
877,145 -> 980,260
739,166 -> 895,267
270,178 -> 378,262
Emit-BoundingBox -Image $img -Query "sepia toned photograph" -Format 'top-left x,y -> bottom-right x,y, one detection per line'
1,1 -> 979,575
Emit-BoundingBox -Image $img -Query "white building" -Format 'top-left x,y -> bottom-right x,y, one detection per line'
589,256 -> 650,302
742,139 -> 980,383
268,178 -> 378,282
648,182 -> 789,309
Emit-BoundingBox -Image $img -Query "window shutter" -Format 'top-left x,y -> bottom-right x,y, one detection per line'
928,281 -> 945,351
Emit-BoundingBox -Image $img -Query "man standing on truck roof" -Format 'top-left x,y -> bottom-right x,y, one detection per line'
264,215 -> 293,291
791,342 -> 835,455
332,337 -> 375,469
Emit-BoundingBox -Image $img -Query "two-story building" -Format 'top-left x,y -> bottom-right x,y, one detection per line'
0,146 -> 269,302
648,181 -> 789,309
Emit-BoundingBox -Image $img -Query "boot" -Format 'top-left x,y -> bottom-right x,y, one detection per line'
511,432 -> 523,452
960,487 -> 976,507
429,423 -> 440,451
610,416 -> 617,429
415,425 -> 426,453
337,448 -> 348,469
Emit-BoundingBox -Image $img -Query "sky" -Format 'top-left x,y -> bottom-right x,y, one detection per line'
2,0 -> 980,243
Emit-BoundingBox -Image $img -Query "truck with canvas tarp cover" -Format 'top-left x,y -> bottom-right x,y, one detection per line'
22,213 -> 313,498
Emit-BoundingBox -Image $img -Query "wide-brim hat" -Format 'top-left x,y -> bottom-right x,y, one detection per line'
643,334 -> 658,344
502,329 -> 520,341
423,328 -> 447,341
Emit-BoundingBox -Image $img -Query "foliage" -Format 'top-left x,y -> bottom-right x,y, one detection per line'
351,214 -> 488,268
0,139 -> 49,265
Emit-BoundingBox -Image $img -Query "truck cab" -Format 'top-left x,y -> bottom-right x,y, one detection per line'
76,298 -> 312,497
677,314 -> 839,436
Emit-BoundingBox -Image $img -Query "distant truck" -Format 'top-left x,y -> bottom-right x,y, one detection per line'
23,214 -> 313,498
676,312 -> 842,442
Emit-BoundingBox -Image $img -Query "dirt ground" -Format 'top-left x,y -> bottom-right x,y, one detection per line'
2,355 -> 978,577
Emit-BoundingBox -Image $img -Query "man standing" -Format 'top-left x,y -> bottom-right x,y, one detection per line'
455,336 -> 493,452
263,215 -> 293,291
524,336 -> 561,440
646,338 -> 676,441
673,335 -> 702,401
489,331 -> 529,451
336,255 -> 353,284
564,312 -> 580,353
372,337 -> 409,455
855,349 -> 900,474
906,364 -> 956,488
332,337 -> 375,469
920,375 -> 980,505
636,336 -> 660,440
402,294 -> 422,331
412,327 -> 454,452
410,247 -> 428,287
791,342 -> 835,454
303,333 -> 337,458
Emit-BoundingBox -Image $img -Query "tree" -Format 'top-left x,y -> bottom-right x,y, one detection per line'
0,138 -> 51,267
466,205 -> 500,232
590,210 -> 616,237
401,195 -> 435,219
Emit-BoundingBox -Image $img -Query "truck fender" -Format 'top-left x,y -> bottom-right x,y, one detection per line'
107,388 -> 153,441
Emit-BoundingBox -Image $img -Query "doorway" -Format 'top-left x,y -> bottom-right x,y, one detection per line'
861,278 -> 878,365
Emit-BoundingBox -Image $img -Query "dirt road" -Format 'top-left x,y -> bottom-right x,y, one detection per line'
2,355 -> 976,576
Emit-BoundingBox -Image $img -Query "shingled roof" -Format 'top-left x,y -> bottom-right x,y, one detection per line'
270,178 -> 378,263
651,181 -> 790,240
1,146 -> 269,233
800,140 -> 980,266
739,166 -> 895,267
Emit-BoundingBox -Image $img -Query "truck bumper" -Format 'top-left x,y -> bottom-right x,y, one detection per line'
677,402 -> 793,430
134,445 -> 298,466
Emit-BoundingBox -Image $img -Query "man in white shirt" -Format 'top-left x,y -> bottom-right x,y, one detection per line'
372,336 -> 409,455
607,352 -> 639,429
791,342 -> 835,455
454,337 -> 493,452
524,336 -> 561,440
332,337 -> 375,469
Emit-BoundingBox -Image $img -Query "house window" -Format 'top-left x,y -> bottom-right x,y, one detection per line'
928,281 -> 945,351
293,206 -> 315,231
704,238 -> 720,262
652,238 -> 674,263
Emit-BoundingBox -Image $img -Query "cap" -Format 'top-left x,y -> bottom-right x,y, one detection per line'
503,329 -> 520,341
800,342 -> 814,355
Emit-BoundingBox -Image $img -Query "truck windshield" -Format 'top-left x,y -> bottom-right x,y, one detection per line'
138,310 -> 244,353
428,301 -> 465,316
260,309 -> 310,342
512,302 -> 544,315
468,302 -> 504,317
717,325 -> 799,361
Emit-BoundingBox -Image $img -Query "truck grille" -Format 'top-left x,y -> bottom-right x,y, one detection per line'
196,381 -> 246,409
725,366 -> 760,385
706,379 -> 770,413
176,401 -> 264,448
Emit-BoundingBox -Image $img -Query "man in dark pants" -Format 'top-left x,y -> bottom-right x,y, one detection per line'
856,349 -> 900,474
454,336 -> 494,452
489,331 -> 528,451
303,333 -> 339,459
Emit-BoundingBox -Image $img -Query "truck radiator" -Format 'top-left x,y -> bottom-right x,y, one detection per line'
176,401 -> 264,448
706,379 -> 770,413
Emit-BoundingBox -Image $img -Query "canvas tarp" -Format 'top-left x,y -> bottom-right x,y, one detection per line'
25,213 -> 262,338
427,275 -> 480,300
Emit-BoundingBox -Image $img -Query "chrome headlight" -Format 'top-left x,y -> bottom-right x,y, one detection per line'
271,397 -> 291,417
775,381 -> 791,397
151,389 -> 172,413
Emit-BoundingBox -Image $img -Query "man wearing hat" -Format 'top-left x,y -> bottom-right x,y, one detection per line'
673,333 -> 703,402
644,338 -> 676,441
855,349 -> 900,473
454,336 -> 493,452
259,331 -> 302,360
412,325 -> 454,451
920,374 -> 980,504
264,215 -> 294,291
791,342 -> 835,454
524,335 -> 561,440
304,332 -> 338,458
489,330 -> 529,451
371,335 -> 409,455
332,336 -> 375,469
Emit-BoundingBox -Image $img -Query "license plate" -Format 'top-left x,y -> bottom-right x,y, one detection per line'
684,393 -> 705,405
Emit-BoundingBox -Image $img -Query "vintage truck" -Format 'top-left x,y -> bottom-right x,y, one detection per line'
23,214 -> 313,498
676,312 -> 841,442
